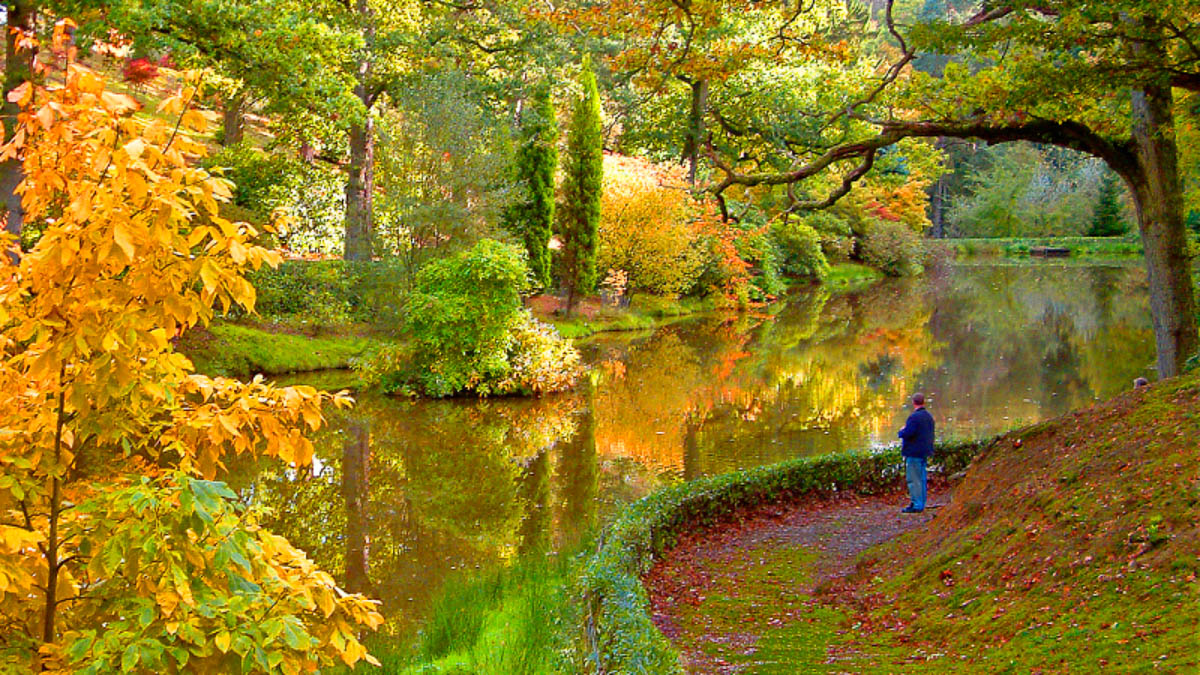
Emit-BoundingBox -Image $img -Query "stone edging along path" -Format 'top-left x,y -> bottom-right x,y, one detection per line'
577,440 -> 991,675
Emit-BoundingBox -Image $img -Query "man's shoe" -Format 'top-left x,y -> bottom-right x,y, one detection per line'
901,506 -> 924,514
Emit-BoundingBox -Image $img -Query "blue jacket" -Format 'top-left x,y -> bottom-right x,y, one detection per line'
898,407 -> 935,459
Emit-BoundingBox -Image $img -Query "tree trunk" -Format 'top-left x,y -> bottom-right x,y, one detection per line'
341,418 -> 371,594
0,158 -> 23,245
343,0 -> 375,261
681,78 -> 709,186
928,140 -> 948,238
221,93 -> 245,146
927,174 -> 945,238
344,115 -> 374,260
1128,83 -> 1198,378
2,0 -> 36,244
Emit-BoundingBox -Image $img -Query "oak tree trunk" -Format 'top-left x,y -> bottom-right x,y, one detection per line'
343,0 -> 375,261
1128,83 -> 1198,377
221,94 -> 245,146
344,115 -> 375,260
681,78 -> 709,186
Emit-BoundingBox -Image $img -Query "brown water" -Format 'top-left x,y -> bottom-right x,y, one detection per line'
232,261 -> 1155,639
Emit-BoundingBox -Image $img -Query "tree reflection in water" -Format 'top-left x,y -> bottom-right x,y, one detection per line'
238,262 -> 1154,640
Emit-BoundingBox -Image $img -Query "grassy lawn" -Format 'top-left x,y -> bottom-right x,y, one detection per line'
823,262 -> 885,288
942,236 -> 1144,258
542,294 -> 717,339
179,322 -> 379,378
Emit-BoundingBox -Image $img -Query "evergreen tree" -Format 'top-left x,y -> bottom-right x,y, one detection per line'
1088,172 -> 1129,237
505,83 -> 558,290
559,57 -> 604,311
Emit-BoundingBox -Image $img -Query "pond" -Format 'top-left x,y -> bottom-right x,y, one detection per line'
231,261 -> 1155,641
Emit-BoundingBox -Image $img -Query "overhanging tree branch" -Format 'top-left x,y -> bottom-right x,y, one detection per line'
706,116 -> 1138,208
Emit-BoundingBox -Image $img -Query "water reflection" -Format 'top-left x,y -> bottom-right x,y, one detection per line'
238,262 -> 1155,638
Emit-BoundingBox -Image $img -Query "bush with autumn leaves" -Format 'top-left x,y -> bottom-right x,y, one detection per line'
0,62 -> 382,672
599,154 -> 795,307
595,151 -> 932,312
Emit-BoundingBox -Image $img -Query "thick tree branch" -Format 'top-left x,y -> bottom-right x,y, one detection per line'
708,116 -> 1138,197
1170,71 -> 1200,92
785,148 -> 878,213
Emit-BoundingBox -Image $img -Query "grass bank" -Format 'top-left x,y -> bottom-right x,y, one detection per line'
825,373 -> 1200,671
823,262 -> 886,288
542,294 -> 718,340
339,552 -> 583,674
639,372 -> 1200,672
178,322 -> 378,378
941,236 -> 1143,258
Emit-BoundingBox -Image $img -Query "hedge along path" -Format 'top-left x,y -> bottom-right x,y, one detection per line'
577,441 -> 989,674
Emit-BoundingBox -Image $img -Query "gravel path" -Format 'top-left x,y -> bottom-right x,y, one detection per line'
645,482 -> 949,673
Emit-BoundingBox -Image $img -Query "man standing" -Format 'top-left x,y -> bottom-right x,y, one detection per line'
898,392 -> 935,514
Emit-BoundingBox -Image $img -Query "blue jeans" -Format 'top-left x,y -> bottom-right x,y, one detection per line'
905,456 -> 927,511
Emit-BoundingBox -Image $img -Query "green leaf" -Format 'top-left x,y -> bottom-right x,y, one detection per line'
121,644 -> 140,671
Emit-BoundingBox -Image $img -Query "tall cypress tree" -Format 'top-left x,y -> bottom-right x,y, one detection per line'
559,57 -> 604,311
506,83 -> 558,289
1088,172 -> 1129,237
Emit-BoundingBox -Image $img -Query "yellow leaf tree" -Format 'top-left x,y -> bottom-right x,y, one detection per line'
597,154 -> 707,298
0,63 -> 381,672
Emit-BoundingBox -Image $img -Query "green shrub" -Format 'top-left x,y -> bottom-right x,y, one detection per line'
771,218 -> 830,279
821,234 -> 855,261
499,313 -> 584,395
578,439 -> 992,674
859,221 -> 925,276
360,240 -> 581,397
730,220 -> 786,300
795,210 -> 854,263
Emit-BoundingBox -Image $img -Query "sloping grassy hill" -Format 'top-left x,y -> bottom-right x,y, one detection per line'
833,373 -> 1200,671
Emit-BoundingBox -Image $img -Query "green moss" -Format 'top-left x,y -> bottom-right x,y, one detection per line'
672,545 -> 849,674
180,322 -> 379,378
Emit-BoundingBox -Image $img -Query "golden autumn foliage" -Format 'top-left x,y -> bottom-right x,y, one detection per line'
598,154 -> 707,297
534,0 -> 842,87
0,63 -> 381,672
